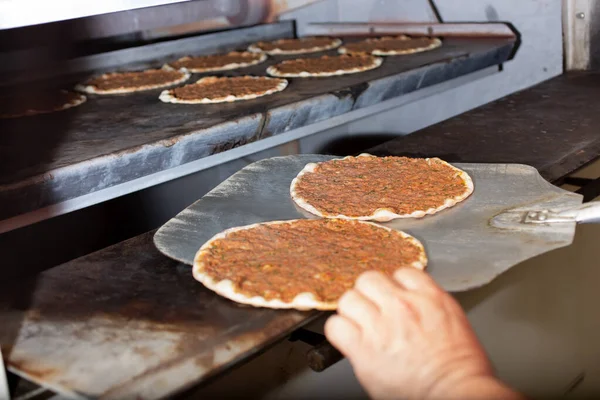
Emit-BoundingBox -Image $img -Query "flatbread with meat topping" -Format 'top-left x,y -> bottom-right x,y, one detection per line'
76,67 -> 190,94
193,219 -> 427,310
290,154 -> 473,222
248,37 -> 342,55
266,54 -> 382,78
159,75 -> 288,104
166,51 -> 267,73
340,37 -> 441,56
338,35 -> 409,55
0,90 -> 86,119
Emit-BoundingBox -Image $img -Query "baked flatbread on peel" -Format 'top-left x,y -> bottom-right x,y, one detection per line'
166,51 -> 267,73
193,219 -> 427,310
75,66 -> 190,94
248,37 -> 342,55
0,90 -> 86,119
266,54 -> 383,78
290,154 -> 473,222
159,75 -> 288,104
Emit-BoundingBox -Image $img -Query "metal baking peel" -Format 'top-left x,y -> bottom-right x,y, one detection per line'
154,155 -> 594,292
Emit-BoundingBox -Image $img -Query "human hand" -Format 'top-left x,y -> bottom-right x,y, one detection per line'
325,268 -> 520,400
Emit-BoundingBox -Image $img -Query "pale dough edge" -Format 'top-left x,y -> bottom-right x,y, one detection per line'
290,153 -> 474,222
0,92 -> 87,119
248,38 -> 342,55
266,57 -> 383,78
75,68 -> 191,94
158,76 -> 288,104
193,219 -> 427,310
163,53 -> 268,73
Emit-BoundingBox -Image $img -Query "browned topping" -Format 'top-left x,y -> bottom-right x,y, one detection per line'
0,90 -> 84,118
200,219 -> 424,302
344,37 -> 437,54
170,52 -> 264,71
84,69 -> 186,91
294,156 -> 469,217
169,76 -> 284,101
253,37 -> 339,52
271,55 -> 379,74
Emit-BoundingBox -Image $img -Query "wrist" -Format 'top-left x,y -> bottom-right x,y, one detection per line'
434,375 -> 523,400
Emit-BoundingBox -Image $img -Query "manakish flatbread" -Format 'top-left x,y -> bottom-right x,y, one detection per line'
338,35 -> 410,55
75,67 -> 190,94
266,54 -> 383,78
193,219 -> 427,310
159,75 -> 288,104
0,90 -> 86,119
290,154 -> 473,222
166,51 -> 268,73
248,37 -> 342,55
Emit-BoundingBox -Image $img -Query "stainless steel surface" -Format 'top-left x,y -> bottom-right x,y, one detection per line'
0,66 -> 499,235
520,201 -> 600,224
0,231 -> 318,399
0,35 -> 515,229
305,21 -> 517,38
154,155 -> 583,292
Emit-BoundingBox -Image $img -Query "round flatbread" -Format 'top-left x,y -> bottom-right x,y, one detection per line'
376,37 -> 442,56
159,75 -> 288,104
266,54 -> 382,78
166,51 -> 268,73
290,154 -> 473,222
75,67 -> 190,94
193,218 -> 427,310
338,35 -> 410,55
0,90 -> 86,119
248,37 -> 342,55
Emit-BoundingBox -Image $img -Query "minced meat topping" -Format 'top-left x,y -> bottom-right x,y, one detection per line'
294,156 -> 470,217
199,219 -> 424,302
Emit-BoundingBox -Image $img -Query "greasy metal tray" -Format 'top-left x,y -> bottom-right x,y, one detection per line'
154,155 -> 583,292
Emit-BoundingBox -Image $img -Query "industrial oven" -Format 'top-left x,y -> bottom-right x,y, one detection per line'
1,0 -> 599,399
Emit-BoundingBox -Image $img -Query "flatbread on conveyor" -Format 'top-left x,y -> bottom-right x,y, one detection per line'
75,67 -> 190,94
266,54 -> 383,78
0,90 -> 86,119
338,35 -> 409,55
193,219 -> 427,310
248,37 -> 342,55
340,37 -> 441,56
290,154 -> 473,222
166,51 -> 268,73
159,75 -> 288,104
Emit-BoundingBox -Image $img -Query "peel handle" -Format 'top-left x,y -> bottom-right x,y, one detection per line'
558,201 -> 600,224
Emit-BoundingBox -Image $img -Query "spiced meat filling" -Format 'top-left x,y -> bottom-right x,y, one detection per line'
272,55 -> 378,74
254,37 -> 338,52
85,69 -> 186,91
170,77 -> 283,100
345,37 -> 438,53
200,219 -> 423,302
294,157 -> 469,217
0,91 -> 83,117
170,52 -> 264,70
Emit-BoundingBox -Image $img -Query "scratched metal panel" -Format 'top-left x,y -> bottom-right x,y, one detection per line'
154,155 -> 582,292
0,232 -> 318,399
0,37 -> 515,221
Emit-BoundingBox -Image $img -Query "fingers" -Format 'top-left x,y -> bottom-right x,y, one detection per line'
393,268 -> 441,294
337,289 -> 380,330
354,271 -> 404,309
324,315 -> 361,358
